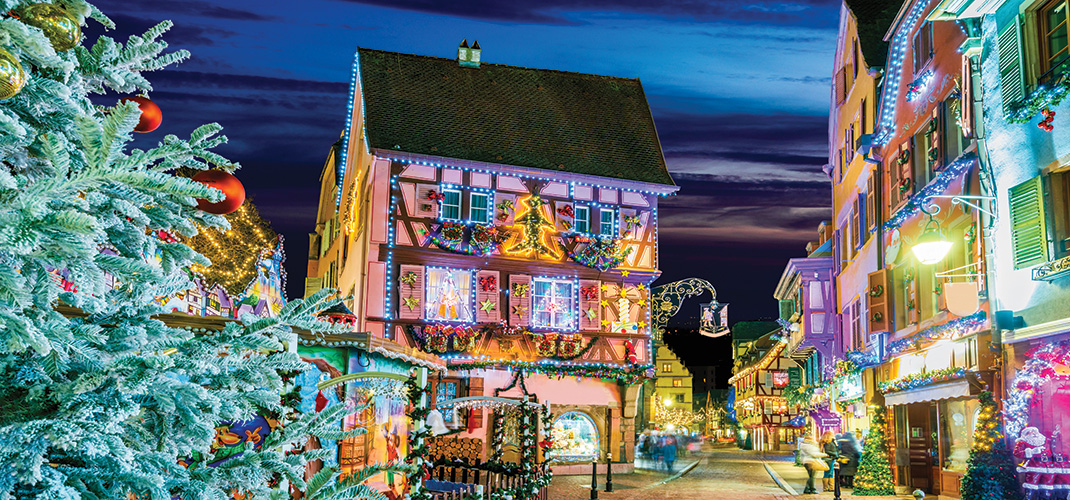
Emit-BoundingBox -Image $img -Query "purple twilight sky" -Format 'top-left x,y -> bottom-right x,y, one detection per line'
87,0 -> 840,324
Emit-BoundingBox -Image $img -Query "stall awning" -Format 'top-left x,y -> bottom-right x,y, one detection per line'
884,379 -> 974,406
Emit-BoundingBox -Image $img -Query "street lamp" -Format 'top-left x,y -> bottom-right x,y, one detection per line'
663,398 -> 673,408
912,205 -> 953,265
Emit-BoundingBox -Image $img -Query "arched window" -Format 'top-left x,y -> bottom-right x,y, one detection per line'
548,411 -> 599,461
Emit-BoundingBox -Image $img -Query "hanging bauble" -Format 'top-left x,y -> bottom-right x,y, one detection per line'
192,170 -> 245,215
0,48 -> 26,100
120,96 -> 162,133
17,3 -> 81,52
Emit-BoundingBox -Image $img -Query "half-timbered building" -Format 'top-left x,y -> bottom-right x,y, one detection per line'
306,43 -> 677,475
729,331 -> 800,451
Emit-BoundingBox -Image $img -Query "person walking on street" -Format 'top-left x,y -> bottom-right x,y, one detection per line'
837,432 -> 860,488
798,434 -> 827,494
820,431 -> 840,492
663,434 -> 677,472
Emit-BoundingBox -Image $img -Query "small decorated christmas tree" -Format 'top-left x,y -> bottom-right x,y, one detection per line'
854,406 -> 896,495
960,391 -> 1022,500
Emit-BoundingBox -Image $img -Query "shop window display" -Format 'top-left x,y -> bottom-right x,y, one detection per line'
548,411 -> 599,461
938,398 -> 979,472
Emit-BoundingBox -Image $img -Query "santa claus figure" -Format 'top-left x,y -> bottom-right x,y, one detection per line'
1016,427 -> 1053,494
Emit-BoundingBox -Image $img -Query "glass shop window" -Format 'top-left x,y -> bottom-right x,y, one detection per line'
939,398 -> 979,472
548,411 -> 600,462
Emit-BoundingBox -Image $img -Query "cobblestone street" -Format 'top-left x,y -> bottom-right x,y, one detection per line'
548,447 -> 913,500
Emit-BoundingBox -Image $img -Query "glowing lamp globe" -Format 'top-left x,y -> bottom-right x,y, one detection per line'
192,170 -> 245,215
912,228 -> 952,265
663,398 -> 673,408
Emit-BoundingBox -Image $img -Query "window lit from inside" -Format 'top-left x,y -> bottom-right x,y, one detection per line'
426,267 -> 473,322
470,192 -> 490,223
1042,0 -> 1070,83
441,188 -> 461,220
672,379 -> 683,387
532,278 -> 575,329
661,363 -> 672,373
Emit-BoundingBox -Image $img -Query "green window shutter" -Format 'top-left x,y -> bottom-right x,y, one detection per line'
997,16 -> 1026,116
1009,176 -> 1049,269
778,299 -> 794,321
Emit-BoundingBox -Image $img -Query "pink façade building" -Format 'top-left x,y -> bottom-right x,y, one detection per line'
306,43 -> 678,474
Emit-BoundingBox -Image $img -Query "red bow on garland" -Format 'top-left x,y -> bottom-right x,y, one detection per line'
426,190 -> 445,202
539,439 -> 554,451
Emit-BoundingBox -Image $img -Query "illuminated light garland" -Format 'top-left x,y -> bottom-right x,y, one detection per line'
1005,72 -> 1070,125
1006,340 -> 1070,439
565,235 -> 633,271
905,69 -> 936,102
959,390 -> 1020,500
728,338 -> 787,384
873,0 -> 938,145
446,356 -> 653,385
882,153 -> 977,231
505,194 -> 561,259
409,324 -> 482,353
183,201 -> 280,296
878,367 -> 967,393
884,310 -> 987,357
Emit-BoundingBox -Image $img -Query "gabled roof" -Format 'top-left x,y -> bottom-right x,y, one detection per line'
845,0 -> 904,68
355,47 -> 675,187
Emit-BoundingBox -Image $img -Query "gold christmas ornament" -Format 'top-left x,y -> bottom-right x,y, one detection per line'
0,48 -> 26,100
18,3 -> 81,52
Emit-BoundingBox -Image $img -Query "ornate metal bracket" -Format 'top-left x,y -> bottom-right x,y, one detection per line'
651,278 -> 724,342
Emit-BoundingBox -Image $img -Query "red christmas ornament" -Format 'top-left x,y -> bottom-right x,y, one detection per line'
315,390 -> 328,412
192,170 -> 246,215
120,96 -> 162,133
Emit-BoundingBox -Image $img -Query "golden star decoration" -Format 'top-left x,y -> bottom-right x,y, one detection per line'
585,308 -> 598,320
638,321 -> 647,328
512,305 -> 526,317
637,283 -> 645,290
403,296 -> 420,311
600,300 -> 608,307
620,270 -> 630,277
480,299 -> 497,313
601,319 -> 609,327
600,283 -> 609,292
638,299 -> 647,307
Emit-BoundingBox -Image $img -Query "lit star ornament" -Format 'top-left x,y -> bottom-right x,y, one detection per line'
601,319 -> 609,327
600,284 -> 609,292
480,299 -> 497,313
620,270 -> 630,277
403,297 -> 420,311
512,305 -> 526,317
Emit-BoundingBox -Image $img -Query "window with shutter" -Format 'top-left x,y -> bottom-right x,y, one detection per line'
1009,176 -> 1050,269
778,299 -> 795,321
579,279 -> 601,331
851,197 -> 861,252
508,274 -> 532,327
475,270 -> 500,323
398,265 -> 424,320
866,174 -> 878,232
998,17 -> 1026,116
867,269 -> 890,333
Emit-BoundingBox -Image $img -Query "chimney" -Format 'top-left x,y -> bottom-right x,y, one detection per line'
458,39 -> 481,68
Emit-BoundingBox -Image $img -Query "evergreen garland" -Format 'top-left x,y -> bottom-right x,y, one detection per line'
405,374 -> 433,500
960,391 -> 1022,500
854,406 -> 896,495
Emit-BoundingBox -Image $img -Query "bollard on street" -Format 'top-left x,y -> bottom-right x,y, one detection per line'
606,452 -> 614,492
834,460 -> 841,500
590,460 -> 599,500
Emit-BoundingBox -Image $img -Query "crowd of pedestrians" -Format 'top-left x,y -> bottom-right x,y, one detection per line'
636,431 -> 699,472
796,430 -> 861,494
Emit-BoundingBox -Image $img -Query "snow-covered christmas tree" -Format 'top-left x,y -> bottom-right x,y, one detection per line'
0,1 -> 403,498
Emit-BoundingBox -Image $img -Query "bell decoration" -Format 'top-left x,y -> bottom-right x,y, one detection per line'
120,96 -> 162,133
17,3 -> 81,52
192,170 -> 245,215
0,48 -> 26,100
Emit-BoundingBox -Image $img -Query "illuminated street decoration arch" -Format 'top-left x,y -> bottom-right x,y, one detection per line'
651,278 -> 725,340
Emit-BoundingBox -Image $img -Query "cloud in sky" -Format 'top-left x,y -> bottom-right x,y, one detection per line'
97,0 -> 838,320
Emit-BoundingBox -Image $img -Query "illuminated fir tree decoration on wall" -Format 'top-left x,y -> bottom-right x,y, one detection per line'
960,391 -> 1022,500
854,406 -> 895,495
506,194 -> 561,259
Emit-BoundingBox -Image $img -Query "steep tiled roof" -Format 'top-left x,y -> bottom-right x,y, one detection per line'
356,47 -> 675,187
846,0 -> 903,68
